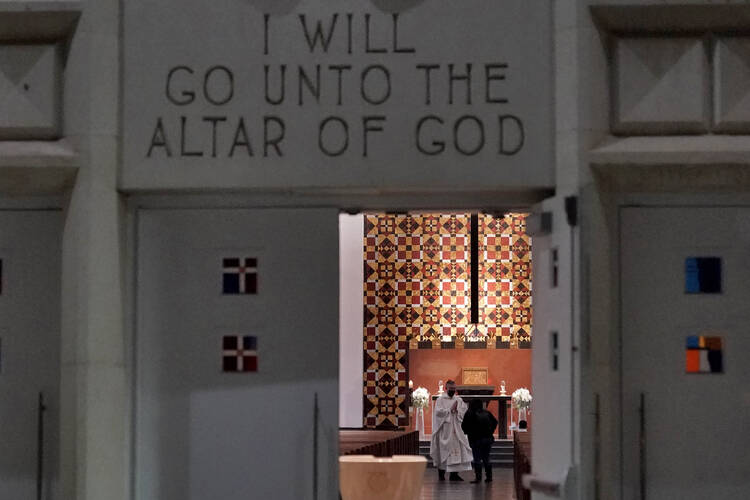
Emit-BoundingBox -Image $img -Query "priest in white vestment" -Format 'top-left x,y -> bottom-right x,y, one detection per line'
429,380 -> 473,481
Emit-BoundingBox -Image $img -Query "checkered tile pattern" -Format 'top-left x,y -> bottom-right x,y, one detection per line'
362,213 -> 533,428
364,215 -> 444,428
481,214 -> 532,346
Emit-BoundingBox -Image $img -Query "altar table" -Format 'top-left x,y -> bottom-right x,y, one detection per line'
431,394 -> 511,438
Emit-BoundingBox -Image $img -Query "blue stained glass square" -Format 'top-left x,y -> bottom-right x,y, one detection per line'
686,336 -> 699,349
685,258 -> 700,292
685,257 -> 721,294
242,336 -> 257,350
223,273 -> 240,294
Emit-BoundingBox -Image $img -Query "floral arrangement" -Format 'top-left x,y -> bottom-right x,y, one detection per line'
411,387 -> 430,409
511,388 -> 532,410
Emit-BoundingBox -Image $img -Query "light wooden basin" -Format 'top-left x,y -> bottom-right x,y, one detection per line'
339,455 -> 427,500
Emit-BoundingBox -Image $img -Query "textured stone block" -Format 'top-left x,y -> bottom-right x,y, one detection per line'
714,37 -> 750,133
0,44 -> 61,139
613,37 -> 708,134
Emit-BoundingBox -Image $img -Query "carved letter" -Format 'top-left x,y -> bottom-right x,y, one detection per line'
485,63 -> 508,104
264,14 -> 270,55
180,116 -> 203,157
147,117 -> 172,157
454,115 -> 484,156
203,116 -> 227,157
229,117 -> 254,157
264,116 -> 285,157
363,115 -> 386,157
203,66 -> 234,106
319,116 -> 349,156
392,14 -> 415,53
365,14 -> 387,53
449,63 -> 472,105
166,66 -> 195,106
416,64 -> 439,105
299,14 -> 339,53
416,115 -> 445,155
298,65 -> 321,105
264,64 -> 287,105
329,65 -> 352,105
498,115 -> 524,156
360,65 -> 391,105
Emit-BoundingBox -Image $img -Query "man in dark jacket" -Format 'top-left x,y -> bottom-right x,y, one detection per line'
461,398 -> 498,483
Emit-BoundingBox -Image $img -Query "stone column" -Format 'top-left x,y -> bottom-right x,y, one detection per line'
59,1 -> 127,499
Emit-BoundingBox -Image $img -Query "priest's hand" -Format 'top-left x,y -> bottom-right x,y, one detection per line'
451,401 -> 458,413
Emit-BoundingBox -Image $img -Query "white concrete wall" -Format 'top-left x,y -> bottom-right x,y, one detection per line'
339,214 -> 364,428
578,3 -> 750,500
530,197 -> 576,500
135,208 -> 339,500
525,1 -> 584,499
0,211 -> 62,499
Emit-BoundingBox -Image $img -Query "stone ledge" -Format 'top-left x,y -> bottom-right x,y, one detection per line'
0,1 -> 81,42
591,5 -> 750,34
589,135 -> 750,167
0,139 -> 77,168
0,139 -> 78,194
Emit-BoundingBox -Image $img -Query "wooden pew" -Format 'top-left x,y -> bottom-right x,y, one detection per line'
339,429 -> 419,457
513,430 -> 532,500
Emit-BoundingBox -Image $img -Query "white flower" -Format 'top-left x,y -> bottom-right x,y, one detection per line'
511,388 -> 532,410
412,387 -> 430,409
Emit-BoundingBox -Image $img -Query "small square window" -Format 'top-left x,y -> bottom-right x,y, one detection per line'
685,257 -> 721,294
686,335 -> 723,373
551,248 -> 558,288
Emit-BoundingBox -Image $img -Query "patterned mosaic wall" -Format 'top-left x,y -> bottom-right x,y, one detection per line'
363,213 -> 532,428
479,214 -> 533,346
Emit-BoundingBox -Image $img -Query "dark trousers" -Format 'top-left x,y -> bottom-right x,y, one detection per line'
470,437 -> 493,473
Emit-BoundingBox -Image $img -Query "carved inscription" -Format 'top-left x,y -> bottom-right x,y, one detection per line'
146,12 -> 526,160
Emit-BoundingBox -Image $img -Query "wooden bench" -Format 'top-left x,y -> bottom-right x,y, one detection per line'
339,429 -> 419,457
513,430 -> 531,500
